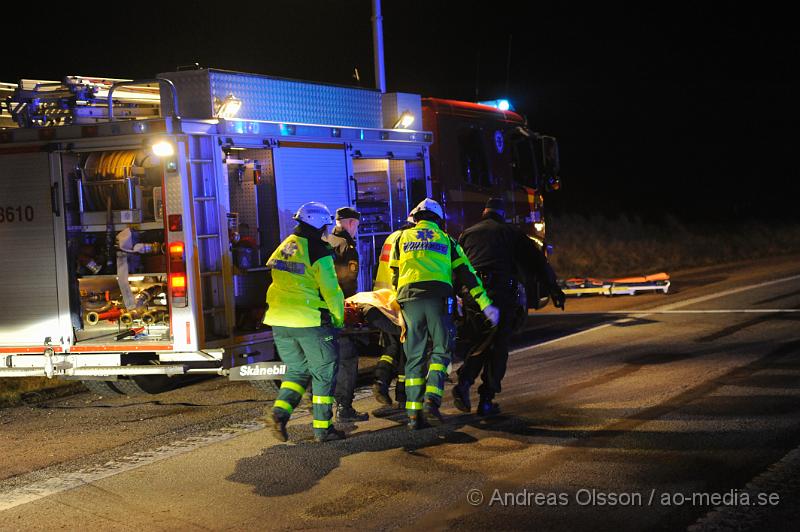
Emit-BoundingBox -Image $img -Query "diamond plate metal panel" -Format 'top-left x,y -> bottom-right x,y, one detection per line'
228,149 -> 273,236
159,69 -> 383,128
157,70 -> 212,118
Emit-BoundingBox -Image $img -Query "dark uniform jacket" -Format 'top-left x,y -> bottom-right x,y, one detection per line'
325,226 -> 360,298
458,212 -> 557,294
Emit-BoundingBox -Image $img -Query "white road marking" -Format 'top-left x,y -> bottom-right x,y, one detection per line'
0,420 -> 265,513
511,273 -> 800,355
530,309 -> 800,315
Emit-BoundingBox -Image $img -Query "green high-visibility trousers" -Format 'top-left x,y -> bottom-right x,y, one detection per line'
400,297 -> 451,416
271,325 -> 339,437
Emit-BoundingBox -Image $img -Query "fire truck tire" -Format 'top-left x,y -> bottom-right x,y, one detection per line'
81,380 -> 124,396
249,379 -> 281,400
112,375 -> 177,395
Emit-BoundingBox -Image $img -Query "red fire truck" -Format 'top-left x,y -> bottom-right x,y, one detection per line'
0,69 -> 559,395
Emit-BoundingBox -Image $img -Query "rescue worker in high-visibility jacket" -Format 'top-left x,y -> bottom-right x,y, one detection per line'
390,198 -> 500,429
263,201 -> 346,443
371,209 -> 417,407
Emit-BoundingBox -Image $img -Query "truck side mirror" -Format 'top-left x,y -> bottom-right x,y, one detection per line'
541,136 -> 561,191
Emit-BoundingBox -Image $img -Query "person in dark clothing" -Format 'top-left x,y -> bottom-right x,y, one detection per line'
453,198 -> 566,416
325,207 -> 369,423
366,306 -> 407,408
325,207 -> 361,298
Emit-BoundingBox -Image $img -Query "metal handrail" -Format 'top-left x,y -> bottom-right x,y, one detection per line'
107,78 -> 180,121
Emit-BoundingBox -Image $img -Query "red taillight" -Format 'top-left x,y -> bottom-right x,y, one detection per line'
168,214 -> 183,231
169,242 -> 185,262
170,273 -> 187,299
168,241 -> 187,306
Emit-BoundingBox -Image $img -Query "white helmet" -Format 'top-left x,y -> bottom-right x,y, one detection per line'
293,201 -> 334,229
412,198 -> 444,220
406,205 -> 420,223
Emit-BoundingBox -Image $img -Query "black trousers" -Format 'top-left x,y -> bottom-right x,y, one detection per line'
365,308 -> 406,402
334,334 -> 360,408
335,308 -> 405,408
457,288 -> 515,400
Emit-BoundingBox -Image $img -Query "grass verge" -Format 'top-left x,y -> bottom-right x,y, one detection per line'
548,214 -> 800,278
0,378 -> 84,408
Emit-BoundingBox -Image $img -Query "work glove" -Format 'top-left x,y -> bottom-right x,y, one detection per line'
551,285 -> 566,311
482,304 -> 500,327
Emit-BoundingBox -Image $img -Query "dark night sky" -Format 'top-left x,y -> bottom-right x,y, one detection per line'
3,1 -> 798,223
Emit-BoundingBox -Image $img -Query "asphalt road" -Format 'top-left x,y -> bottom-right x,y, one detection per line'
1,254 -> 800,531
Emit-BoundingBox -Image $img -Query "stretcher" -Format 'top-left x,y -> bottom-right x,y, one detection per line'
559,272 -> 670,297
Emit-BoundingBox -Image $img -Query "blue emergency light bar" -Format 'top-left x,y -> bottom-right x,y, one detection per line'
478,99 -> 513,111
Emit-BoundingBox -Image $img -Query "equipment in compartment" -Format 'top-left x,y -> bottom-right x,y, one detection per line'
77,276 -> 168,341
354,170 -> 392,234
76,150 -> 163,225
66,148 -> 169,343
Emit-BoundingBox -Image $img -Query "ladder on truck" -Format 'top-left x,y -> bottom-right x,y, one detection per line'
3,77 -> 161,128
187,135 -> 232,343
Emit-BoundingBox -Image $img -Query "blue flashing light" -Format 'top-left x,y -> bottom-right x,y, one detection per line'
478,98 -> 514,111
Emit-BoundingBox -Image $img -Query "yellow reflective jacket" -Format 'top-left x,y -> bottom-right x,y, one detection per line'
263,225 -> 345,328
373,229 -> 404,291
389,220 -> 492,309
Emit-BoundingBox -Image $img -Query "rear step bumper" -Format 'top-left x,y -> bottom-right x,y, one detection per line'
0,364 -> 189,378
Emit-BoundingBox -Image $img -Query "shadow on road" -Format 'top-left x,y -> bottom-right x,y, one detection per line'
226,417 -> 478,497
227,338 -> 800,532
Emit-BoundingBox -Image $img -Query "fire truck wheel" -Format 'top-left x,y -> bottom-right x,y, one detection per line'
113,375 -> 178,395
81,380 -> 124,396
249,379 -> 280,400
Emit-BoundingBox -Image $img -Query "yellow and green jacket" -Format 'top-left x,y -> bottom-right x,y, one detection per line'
373,228 -> 404,291
389,220 -> 492,309
263,224 -> 345,328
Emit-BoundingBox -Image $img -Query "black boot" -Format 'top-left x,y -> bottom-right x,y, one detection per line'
407,411 -> 432,430
314,427 -> 346,443
452,380 -> 472,413
477,396 -> 500,417
268,411 -> 289,442
424,401 -> 446,426
372,380 -> 392,405
336,403 -> 369,422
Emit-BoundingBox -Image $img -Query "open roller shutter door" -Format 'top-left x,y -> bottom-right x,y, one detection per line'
273,145 -> 350,239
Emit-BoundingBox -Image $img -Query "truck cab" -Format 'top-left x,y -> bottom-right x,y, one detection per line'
422,97 -> 559,245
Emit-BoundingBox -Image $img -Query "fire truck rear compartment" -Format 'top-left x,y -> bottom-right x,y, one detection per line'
65,148 -> 170,346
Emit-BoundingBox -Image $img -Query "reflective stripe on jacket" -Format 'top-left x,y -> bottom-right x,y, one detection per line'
263,226 -> 345,328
